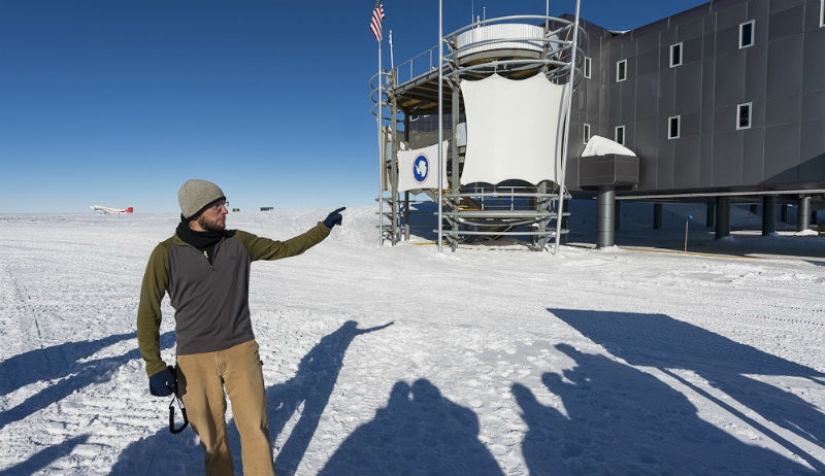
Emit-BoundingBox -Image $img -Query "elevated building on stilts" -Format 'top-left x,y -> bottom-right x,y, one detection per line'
373,0 -> 825,251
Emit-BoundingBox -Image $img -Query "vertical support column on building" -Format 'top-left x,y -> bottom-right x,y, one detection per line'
597,186 -> 616,248
706,201 -> 715,227
561,199 -> 569,243
614,200 -> 622,232
715,196 -> 730,239
403,114 -> 411,241
390,97 -> 399,245
653,203 -> 663,229
536,181 -> 547,248
762,195 -> 776,236
780,204 -> 789,223
798,196 -> 811,232
404,191 -> 411,240
450,78 -> 461,244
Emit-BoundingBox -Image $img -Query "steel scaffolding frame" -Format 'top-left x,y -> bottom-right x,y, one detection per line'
371,12 -> 584,251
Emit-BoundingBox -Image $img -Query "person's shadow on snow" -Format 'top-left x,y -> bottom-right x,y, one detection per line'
0,331 -> 176,475
514,343 -> 819,476
2,434 -> 91,476
251,320 -> 393,476
549,308 -> 825,473
0,332 -> 171,432
109,420 -> 202,476
319,378 -> 505,476
0,332 -> 134,396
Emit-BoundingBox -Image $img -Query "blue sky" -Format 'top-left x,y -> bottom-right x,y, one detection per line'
0,0 -> 710,213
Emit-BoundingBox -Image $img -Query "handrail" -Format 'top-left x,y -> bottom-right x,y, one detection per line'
391,14 -> 582,86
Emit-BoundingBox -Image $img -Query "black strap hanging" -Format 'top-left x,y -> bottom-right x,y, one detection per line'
169,393 -> 189,434
167,365 -> 189,434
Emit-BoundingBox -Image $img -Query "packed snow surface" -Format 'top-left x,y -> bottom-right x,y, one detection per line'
1,202 -> 824,475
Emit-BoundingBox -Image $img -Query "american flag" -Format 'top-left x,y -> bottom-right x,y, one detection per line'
370,0 -> 385,42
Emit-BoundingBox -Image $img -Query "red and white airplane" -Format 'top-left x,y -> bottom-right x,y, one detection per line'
90,205 -> 134,214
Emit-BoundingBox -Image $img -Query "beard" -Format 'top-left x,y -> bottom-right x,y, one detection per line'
197,213 -> 226,232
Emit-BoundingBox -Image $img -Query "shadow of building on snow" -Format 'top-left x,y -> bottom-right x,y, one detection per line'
533,308 -> 825,474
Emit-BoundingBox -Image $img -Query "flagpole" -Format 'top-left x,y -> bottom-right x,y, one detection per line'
371,0 -> 386,247
437,0 -> 443,252
389,30 -> 395,69
377,36 -> 384,247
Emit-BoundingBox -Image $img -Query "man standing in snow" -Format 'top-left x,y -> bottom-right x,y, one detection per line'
136,178 -> 344,476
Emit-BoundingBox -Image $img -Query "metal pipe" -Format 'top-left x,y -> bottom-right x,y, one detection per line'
762,195 -> 776,236
706,201 -> 715,227
452,77 -> 461,247
653,203 -> 663,229
390,74 -> 399,245
554,0 -> 582,254
798,196 -> 811,232
715,196 -> 730,239
403,115 -> 411,241
616,189 -> 825,200
597,186 -> 615,248
437,0 -> 444,252
377,38 -> 384,247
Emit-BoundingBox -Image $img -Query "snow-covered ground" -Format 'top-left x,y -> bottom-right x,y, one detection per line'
1,201 -> 824,476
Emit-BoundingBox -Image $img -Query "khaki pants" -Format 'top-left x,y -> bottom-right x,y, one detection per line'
177,340 -> 275,476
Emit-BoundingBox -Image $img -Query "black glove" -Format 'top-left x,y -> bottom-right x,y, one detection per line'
149,366 -> 177,397
323,207 -> 346,228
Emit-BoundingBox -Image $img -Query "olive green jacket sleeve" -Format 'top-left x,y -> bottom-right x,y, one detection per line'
136,237 -> 174,377
234,222 -> 331,261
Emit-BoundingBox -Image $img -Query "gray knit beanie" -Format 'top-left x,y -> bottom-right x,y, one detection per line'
178,179 -> 226,220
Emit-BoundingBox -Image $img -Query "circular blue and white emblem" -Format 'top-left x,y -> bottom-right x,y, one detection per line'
413,155 -> 429,183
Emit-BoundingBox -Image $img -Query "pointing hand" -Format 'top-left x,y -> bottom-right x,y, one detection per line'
324,207 -> 346,228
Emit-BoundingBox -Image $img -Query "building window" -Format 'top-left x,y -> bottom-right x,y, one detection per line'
615,125 -> 626,145
740,20 -> 755,48
737,103 -> 753,130
616,59 -> 627,82
584,56 -> 592,79
670,42 -> 683,68
583,123 -> 591,143
668,116 -> 681,139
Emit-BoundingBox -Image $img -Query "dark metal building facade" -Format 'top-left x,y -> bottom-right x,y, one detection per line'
566,0 -> 825,236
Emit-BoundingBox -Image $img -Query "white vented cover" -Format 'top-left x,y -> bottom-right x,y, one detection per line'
460,74 -> 568,186
397,141 -> 448,193
455,24 -> 549,58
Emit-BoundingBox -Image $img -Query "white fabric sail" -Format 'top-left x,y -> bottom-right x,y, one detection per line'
397,141 -> 448,193
459,73 -> 568,186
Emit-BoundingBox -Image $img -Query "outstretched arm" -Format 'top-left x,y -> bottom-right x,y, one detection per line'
237,207 -> 346,261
